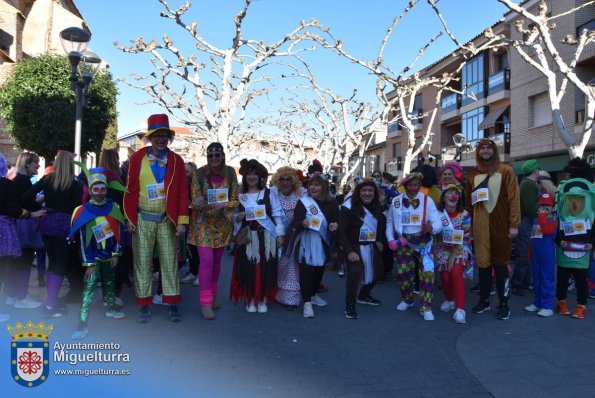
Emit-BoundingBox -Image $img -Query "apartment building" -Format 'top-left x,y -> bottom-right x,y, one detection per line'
381,0 -> 594,182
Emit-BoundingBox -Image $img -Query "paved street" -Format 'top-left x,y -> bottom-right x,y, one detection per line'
2,251 -> 595,397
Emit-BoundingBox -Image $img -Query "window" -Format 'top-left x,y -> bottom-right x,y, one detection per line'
461,54 -> 486,106
462,107 -> 487,143
531,93 -> 552,127
577,19 -> 595,37
392,142 -> 401,158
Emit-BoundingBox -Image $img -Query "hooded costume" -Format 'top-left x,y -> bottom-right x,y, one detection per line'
465,138 -> 520,268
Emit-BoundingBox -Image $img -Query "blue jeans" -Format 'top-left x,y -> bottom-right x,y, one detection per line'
511,216 -> 533,288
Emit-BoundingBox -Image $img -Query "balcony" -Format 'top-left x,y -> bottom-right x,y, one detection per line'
411,109 -> 423,131
488,68 -> 510,96
387,121 -> 403,138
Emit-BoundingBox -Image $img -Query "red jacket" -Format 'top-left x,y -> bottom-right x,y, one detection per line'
123,146 -> 189,227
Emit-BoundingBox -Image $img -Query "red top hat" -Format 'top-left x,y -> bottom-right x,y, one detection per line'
146,114 -> 175,138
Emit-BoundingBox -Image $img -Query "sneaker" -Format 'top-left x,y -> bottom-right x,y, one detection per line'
537,308 -> 553,317
4,296 -> 16,306
524,304 -> 540,312
470,284 -> 480,294
180,273 -> 196,283
572,304 -> 586,319
152,294 -> 167,305
422,310 -> 435,321
257,302 -> 268,314
201,305 -> 215,320
310,295 -> 327,307
106,309 -> 126,319
337,270 -> 345,277
138,305 -> 151,323
193,277 -> 199,286
396,301 -> 414,311
556,300 -> 571,315
0,313 -> 9,323
345,304 -> 359,319
115,296 -> 124,307
246,299 -> 257,313
490,285 -> 496,295
453,309 -> 466,324
440,300 -> 455,312
168,304 -> 182,322
303,302 -> 314,318
42,305 -> 64,318
72,322 -> 88,340
14,296 -> 42,309
472,300 -> 491,314
496,304 -> 510,320
357,296 -> 381,306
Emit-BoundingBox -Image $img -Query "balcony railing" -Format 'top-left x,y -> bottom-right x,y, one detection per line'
441,93 -> 461,113
488,68 -> 510,96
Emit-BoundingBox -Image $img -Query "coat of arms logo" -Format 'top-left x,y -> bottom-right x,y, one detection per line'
7,321 -> 53,387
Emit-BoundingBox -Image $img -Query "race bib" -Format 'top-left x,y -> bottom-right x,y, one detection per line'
471,188 -> 489,205
401,212 -> 422,226
245,205 -> 266,221
562,220 -> 588,236
531,224 -> 543,239
207,188 -> 229,204
359,227 -> 376,242
146,183 -> 165,201
92,221 -> 114,243
308,216 -> 322,231
442,228 -> 464,244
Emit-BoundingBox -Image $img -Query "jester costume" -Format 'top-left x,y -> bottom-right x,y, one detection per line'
554,178 -> 595,319
70,167 -> 127,340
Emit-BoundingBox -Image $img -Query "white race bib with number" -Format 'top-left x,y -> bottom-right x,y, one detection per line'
245,205 -> 266,221
92,221 -> 114,243
146,183 -> 165,201
207,188 -> 229,204
471,188 -> 489,205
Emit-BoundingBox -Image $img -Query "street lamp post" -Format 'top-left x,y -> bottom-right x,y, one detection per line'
59,27 -> 101,170
452,133 -> 468,162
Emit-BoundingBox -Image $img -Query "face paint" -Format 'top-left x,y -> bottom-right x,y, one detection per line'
91,183 -> 107,203
406,185 -> 418,195
539,205 -> 552,215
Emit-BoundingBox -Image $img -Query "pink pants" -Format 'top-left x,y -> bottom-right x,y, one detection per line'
198,246 -> 224,306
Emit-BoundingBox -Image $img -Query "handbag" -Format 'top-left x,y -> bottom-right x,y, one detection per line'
235,225 -> 251,246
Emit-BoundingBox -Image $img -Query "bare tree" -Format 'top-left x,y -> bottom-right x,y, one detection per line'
496,0 -> 595,158
114,0 -> 326,155
308,0 -> 505,175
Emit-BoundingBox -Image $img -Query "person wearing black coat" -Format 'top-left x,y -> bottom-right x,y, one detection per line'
337,179 -> 386,319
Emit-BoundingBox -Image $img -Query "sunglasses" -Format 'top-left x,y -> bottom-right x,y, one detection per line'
207,153 -> 222,159
279,177 -> 292,182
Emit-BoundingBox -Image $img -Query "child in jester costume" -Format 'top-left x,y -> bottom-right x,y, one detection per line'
70,165 -> 127,339
555,177 -> 595,319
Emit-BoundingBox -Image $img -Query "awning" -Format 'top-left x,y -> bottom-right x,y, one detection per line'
478,106 -> 509,130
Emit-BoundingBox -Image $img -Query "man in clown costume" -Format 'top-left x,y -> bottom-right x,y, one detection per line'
69,166 -> 127,339
554,177 -> 595,319
124,114 -> 189,323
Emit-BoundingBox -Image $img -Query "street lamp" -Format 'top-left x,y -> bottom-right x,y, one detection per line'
368,154 -> 377,175
453,133 -> 468,162
60,27 -> 102,168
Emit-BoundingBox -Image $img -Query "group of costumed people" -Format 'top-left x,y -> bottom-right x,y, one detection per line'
3,114 -> 595,336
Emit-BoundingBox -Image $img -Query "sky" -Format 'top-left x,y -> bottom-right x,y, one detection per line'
75,0 -> 509,137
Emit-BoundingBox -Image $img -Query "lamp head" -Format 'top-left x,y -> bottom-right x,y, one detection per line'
60,27 -> 91,54
453,133 -> 466,148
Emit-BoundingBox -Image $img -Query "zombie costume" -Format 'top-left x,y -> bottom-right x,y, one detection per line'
554,178 -> 595,318
386,174 -> 443,318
